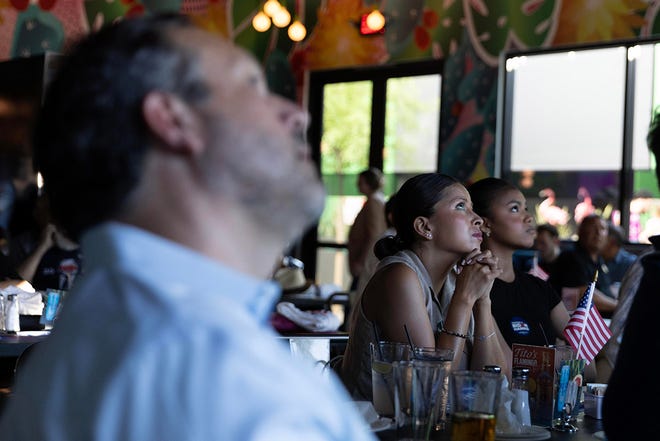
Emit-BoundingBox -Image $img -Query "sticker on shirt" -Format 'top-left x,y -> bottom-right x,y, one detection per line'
510,317 -> 530,336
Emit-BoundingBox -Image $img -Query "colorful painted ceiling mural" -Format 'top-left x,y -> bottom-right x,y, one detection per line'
0,0 -> 658,181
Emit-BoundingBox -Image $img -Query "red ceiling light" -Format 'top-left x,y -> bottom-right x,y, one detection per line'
359,10 -> 386,35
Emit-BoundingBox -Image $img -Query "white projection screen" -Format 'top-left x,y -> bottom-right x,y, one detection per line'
507,47 -> 627,171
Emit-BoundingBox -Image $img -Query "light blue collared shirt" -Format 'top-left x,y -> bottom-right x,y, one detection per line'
0,222 -> 375,441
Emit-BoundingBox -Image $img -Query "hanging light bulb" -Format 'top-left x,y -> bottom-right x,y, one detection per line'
366,9 -> 385,31
263,0 -> 281,17
272,6 -> 291,28
252,11 -> 271,32
288,19 -> 306,42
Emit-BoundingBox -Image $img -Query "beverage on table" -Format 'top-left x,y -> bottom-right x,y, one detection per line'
451,411 -> 496,441
370,341 -> 411,417
450,370 -> 502,441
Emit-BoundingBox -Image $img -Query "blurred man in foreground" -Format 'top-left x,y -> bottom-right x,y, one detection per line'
603,110 -> 660,441
0,14 -> 374,441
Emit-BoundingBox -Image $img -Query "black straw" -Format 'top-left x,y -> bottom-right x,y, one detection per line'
404,324 -> 415,351
539,323 -> 549,346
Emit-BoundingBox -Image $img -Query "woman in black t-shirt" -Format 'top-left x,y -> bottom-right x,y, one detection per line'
468,177 -> 570,348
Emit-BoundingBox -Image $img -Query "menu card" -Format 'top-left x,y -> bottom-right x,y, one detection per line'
512,344 -> 556,427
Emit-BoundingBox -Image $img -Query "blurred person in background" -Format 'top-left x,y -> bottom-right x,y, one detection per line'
16,221 -> 82,292
534,223 -> 562,277
0,14 -> 375,441
628,189 -> 653,242
4,157 -> 40,270
351,192 -> 397,309
0,226 -> 22,284
601,222 -> 638,288
347,167 -> 387,291
548,214 -> 618,317
595,235 -> 658,383
0,157 -> 13,232
13,193 -> 82,291
0,155 -> 37,234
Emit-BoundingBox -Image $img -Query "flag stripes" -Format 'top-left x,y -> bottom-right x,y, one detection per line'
562,281 -> 612,364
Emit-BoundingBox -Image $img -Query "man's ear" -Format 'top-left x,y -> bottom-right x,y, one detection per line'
142,91 -> 204,155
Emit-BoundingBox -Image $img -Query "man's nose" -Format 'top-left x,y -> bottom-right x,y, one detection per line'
278,98 -> 309,136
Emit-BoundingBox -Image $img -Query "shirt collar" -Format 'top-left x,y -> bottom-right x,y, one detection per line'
80,222 -> 281,323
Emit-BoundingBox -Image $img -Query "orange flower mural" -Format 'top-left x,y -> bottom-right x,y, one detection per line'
304,0 -> 388,70
553,0 -> 646,44
188,0 -> 229,38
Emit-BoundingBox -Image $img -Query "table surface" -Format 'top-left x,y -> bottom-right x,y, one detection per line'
277,331 -> 349,339
0,331 -> 50,357
0,330 -> 347,358
376,414 -> 604,440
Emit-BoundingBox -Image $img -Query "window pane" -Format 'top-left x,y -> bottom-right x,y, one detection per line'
315,247 -> 351,291
508,47 -> 626,171
320,81 -> 372,175
317,192 -> 365,243
631,44 -> 654,170
630,43 -> 660,242
383,75 -> 440,173
505,170 -> 619,240
504,47 -> 627,239
318,81 -> 372,245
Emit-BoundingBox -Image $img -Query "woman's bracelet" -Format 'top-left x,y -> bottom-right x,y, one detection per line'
476,331 -> 496,342
440,327 -> 470,339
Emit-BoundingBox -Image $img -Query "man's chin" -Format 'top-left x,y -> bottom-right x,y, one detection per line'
304,186 -> 327,224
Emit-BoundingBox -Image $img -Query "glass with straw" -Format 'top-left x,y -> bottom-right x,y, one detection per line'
405,323 -> 455,434
370,324 -> 411,418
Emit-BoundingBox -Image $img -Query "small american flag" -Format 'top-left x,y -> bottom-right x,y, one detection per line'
528,263 -> 549,281
527,255 -> 549,281
562,280 -> 612,364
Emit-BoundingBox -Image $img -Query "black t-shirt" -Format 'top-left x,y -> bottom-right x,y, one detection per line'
490,271 -> 562,347
548,244 -> 613,297
31,246 -> 83,291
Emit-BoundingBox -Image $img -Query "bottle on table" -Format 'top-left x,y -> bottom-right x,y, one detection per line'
511,367 -> 531,427
511,367 -> 530,391
482,365 -> 501,375
4,293 -> 20,333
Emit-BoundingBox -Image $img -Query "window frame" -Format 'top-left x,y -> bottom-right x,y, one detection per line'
496,37 -> 660,241
300,59 -> 444,281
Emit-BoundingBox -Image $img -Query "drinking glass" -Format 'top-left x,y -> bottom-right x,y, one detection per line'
370,341 -> 411,417
393,359 -> 452,440
551,345 -> 585,432
450,370 -> 502,441
412,346 -> 454,431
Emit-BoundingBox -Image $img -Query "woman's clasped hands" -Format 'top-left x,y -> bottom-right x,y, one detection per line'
453,248 -> 503,304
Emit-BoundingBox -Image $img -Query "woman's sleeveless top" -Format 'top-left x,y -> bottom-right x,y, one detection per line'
339,249 -> 473,400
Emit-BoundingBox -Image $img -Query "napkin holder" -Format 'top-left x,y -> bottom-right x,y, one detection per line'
583,393 -> 603,419
584,383 -> 606,419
